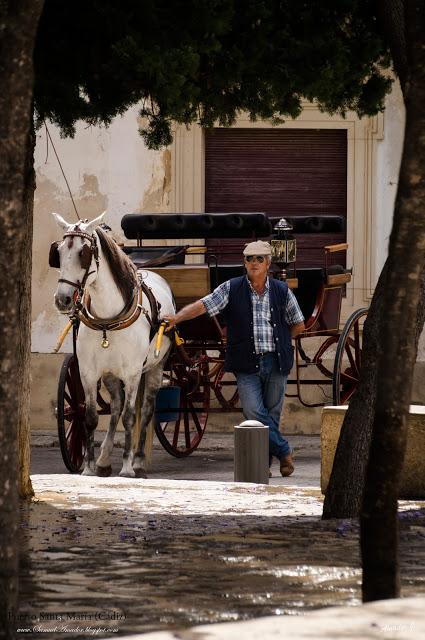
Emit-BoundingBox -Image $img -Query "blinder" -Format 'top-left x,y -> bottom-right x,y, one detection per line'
49,241 -> 60,268
49,240 -> 94,270
80,244 -> 93,270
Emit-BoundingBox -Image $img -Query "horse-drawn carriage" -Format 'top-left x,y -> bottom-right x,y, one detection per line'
50,212 -> 367,473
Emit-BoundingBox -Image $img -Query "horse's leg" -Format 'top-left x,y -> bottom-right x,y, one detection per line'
80,382 -> 98,476
119,374 -> 142,478
133,364 -> 164,479
96,374 -> 124,476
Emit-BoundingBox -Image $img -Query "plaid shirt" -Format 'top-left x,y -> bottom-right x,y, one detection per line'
202,277 -> 304,353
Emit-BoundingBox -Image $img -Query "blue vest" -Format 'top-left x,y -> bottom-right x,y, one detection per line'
223,276 -> 294,375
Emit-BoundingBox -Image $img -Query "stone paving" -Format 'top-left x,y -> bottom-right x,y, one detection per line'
18,433 -> 425,640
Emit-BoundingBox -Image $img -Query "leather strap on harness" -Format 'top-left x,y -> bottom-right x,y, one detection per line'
139,277 -> 161,341
79,275 -> 161,340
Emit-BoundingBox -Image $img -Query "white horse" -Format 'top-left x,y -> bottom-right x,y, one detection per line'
51,213 -> 175,477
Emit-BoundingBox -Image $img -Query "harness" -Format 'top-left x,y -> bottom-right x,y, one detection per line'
50,225 -> 160,348
80,276 -> 160,347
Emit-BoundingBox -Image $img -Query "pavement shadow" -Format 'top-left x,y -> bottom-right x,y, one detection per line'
17,497 -> 425,640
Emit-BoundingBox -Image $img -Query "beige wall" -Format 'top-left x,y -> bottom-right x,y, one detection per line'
32,106 -> 171,353
32,87 -> 410,432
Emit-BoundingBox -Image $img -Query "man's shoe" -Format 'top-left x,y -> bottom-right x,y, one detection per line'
280,454 -> 294,477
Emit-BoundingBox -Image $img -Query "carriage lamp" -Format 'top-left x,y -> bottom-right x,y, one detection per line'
271,218 -> 297,280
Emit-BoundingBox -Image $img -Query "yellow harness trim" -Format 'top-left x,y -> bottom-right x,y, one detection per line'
174,330 -> 185,346
154,322 -> 167,357
154,323 -> 185,357
53,320 -> 73,353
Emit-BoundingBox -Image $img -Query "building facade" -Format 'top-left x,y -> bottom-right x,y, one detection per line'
32,81 -> 413,433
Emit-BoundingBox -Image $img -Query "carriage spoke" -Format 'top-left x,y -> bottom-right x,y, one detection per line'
183,411 -> 191,448
341,387 -> 356,404
66,371 -> 76,395
65,420 -> 74,440
188,401 -> 203,435
340,371 -> 358,384
354,322 -> 361,368
345,342 -> 359,377
63,406 -> 75,421
172,417 -> 181,449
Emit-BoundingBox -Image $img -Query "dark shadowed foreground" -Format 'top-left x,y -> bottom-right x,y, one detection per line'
16,435 -> 425,639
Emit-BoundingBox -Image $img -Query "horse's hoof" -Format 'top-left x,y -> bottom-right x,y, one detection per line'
118,470 -> 135,478
81,467 -> 96,476
134,468 -> 147,479
96,465 -> 112,477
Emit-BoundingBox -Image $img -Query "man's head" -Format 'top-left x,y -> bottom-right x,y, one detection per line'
243,240 -> 271,279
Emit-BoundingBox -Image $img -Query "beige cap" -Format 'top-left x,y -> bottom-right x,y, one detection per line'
243,240 -> 272,256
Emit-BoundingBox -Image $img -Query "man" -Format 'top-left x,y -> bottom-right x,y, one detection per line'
163,240 -> 305,477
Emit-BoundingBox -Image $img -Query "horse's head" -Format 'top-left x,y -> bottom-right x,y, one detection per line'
50,212 -> 106,313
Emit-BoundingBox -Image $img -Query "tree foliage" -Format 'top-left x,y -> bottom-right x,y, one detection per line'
34,0 -> 392,148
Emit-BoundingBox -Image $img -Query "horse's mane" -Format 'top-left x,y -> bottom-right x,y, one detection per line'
96,227 -> 137,304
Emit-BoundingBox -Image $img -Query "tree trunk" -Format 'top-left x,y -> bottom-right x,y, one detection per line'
17,121 -> 37,500
0,1 -> 44,636
361,8 -> 425,599
322,263 -> 387,519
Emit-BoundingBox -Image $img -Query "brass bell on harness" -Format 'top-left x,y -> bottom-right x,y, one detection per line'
101,331 -> 109,349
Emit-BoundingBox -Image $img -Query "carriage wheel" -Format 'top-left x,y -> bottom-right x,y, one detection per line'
155,359 -> 210,457
332,308 -> 368,405
57,354 -> 87,473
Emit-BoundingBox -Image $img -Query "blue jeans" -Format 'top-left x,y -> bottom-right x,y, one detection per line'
236,352 -> 290,460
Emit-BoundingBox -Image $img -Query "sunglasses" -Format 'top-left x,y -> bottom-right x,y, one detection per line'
245,255 -> 266,263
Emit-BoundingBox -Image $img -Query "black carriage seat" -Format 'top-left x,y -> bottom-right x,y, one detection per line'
121,212 -> 272,240
269,215 -> 346,234
123,245 -> 186,267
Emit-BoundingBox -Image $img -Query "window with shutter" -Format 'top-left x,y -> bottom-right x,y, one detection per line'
205,128 -> 347,268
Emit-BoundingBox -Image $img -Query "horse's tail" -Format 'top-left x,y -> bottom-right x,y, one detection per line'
132,377 -> 154,468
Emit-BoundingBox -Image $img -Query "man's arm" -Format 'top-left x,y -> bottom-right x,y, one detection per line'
285,289 -> 305,337
164,280 -> 231,330
163,300 -> 207,331
290,321 -> 305,338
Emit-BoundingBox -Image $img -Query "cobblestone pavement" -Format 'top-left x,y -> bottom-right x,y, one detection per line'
17,433 -> 425,639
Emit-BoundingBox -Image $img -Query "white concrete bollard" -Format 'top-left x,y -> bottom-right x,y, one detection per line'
234,420 -> 269,484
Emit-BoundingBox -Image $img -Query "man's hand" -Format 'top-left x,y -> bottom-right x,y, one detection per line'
162,315 -> 177,331
162,299 -> 207,332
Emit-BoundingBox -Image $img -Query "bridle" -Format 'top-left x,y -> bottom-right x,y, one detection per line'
49,225 -> 161,348
49,228 -> 99,304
